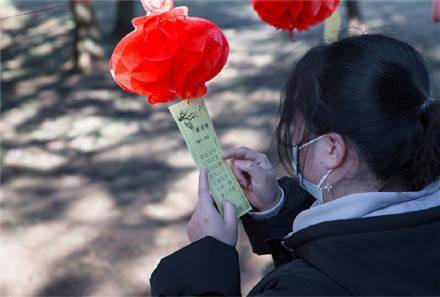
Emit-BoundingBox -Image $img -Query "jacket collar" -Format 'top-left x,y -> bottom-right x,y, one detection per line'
286,178 -> 440,237
281,204 -> 440,251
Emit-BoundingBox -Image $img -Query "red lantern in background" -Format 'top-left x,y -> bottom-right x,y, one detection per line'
434,0 -> 440,22
109,1 -> 229,104
251,0 -> 340,33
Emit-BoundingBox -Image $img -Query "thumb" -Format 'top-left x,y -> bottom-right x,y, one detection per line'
198,169 -> 214,207
222,200 -> 237,227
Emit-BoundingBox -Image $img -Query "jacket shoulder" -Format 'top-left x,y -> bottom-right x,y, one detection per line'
248,259 -> 351,296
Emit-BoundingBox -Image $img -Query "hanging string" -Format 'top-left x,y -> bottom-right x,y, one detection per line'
0,0 -> 89,21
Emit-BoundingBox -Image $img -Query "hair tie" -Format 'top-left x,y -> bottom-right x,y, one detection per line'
421,96 -> 434,110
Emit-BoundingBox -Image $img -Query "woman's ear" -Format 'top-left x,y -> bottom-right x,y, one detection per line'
324,133 -> 346,170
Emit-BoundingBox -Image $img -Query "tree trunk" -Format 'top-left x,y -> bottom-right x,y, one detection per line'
345,0 -> 369,35
113,0 -> 135,39
70,0 -> 104,74
345,0 -> 363,22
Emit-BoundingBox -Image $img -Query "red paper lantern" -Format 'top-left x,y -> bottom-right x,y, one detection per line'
251,0 -> 340,33
109,1 -> 229,104
434,0 -> 440,22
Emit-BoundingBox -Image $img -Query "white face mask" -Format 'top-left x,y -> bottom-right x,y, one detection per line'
291,134 -> 333,203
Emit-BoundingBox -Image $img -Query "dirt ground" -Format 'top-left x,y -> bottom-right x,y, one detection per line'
1,0 -> 439,296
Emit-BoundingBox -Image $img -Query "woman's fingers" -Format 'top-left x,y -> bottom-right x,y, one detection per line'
231,160 -> 249,187
234,160 -> 263,179
191,170 -> 238,247
222,146 -> 272,169
198,170 -> 239,217
198,169 -> 215,209
198,169 -> 209,195
222,200 -> 237,228
223,146 -> 261,161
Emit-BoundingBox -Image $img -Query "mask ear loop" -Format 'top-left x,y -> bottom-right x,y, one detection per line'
297,133 -> 329,188
298,134 -> 328,150
318,169 -> 333,192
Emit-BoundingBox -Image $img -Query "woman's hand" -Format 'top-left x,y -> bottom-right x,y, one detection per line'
223,146 -> 281,211
186,169 -> 238,247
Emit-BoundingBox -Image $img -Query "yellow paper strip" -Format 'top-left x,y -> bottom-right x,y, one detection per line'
169,98 -> 252,218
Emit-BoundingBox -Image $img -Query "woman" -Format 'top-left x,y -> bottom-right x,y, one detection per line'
150,34 -> 440,296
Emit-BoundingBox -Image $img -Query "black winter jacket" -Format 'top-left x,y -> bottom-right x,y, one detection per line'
150,176 -> 440,296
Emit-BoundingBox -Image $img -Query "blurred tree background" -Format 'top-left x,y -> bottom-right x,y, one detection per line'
113,0 -> 136,38
1,0 -> 439,296
70,0 -> 104,73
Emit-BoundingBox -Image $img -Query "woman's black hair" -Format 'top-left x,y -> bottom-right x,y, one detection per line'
276,34 -> 440,191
